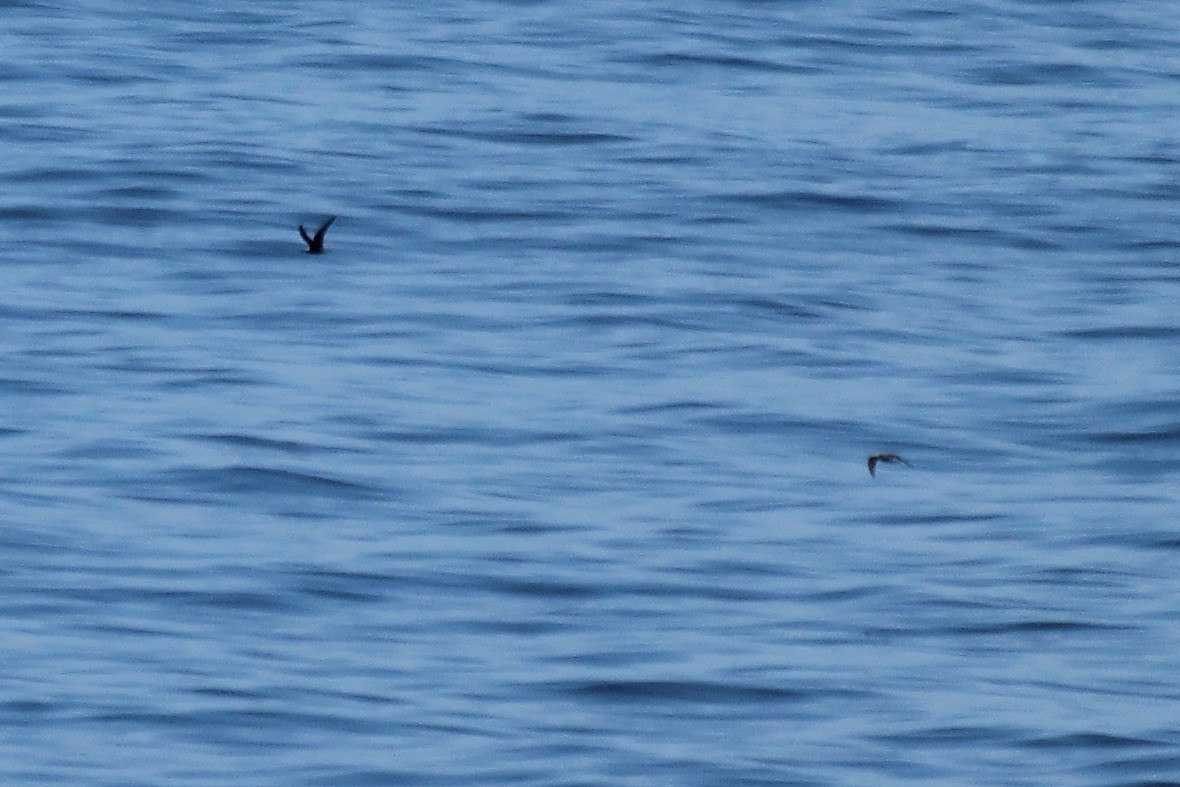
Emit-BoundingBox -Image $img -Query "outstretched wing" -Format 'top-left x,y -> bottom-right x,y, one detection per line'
313,216 -> 337,245
298,224 -> 313,248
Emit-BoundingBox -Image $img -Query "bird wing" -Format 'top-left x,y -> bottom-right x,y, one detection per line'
298,225 -> 313,247
313,216 -> 337,245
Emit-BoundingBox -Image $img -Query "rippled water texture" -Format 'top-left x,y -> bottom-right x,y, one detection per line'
1,1 -> 1178,784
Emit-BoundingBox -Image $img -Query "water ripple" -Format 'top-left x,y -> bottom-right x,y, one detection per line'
0,1 -> 1177,785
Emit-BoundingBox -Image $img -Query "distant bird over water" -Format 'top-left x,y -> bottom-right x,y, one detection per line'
298,216 -> 336,254
867,453 -> 910,478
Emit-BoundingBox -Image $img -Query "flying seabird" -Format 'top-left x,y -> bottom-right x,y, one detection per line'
867,453 -> 910,478
298,216 -> 336,254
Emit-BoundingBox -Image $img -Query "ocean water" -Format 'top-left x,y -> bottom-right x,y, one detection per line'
1,1 -> 1178,784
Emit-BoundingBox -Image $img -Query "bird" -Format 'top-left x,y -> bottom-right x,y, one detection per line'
867,453 -> 910,478
298,216 -> 336,254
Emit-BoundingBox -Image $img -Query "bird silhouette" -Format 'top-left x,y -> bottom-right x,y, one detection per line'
298,216 -> 336,254
867,453 -> 910,478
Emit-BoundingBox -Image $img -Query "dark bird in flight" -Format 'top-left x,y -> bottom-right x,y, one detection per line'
298,216 -> 336,254
868,453 -> 910,478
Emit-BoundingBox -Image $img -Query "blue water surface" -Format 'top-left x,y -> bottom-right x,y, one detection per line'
1,1 -> 1178,784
